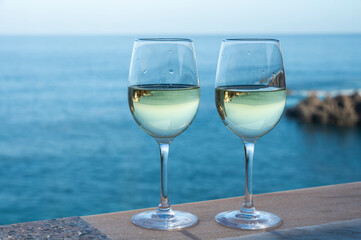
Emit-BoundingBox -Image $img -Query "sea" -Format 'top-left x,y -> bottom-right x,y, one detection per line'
0,35 -> 360,225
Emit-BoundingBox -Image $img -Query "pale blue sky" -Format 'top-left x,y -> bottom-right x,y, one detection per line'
0,0 -> 360,35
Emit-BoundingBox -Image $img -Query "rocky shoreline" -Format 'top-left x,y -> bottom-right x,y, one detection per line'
286,92 -> 361,127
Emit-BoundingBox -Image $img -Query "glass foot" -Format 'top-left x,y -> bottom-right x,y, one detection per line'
215,210 -> 281,230
131,209 -> 198,231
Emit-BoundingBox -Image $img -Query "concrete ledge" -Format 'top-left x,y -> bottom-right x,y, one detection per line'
82,182 -> 361,239
224,218 -> 361,240
1,182 -> 360,239
0,216 -> 109,240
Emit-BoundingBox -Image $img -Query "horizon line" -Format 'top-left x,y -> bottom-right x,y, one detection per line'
0,32 -> 361,37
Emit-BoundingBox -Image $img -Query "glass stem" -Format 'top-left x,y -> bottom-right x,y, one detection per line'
157,140 -> 172,212
241,140 -> 257,214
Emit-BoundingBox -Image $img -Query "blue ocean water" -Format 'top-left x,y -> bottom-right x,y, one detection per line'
0,35 -> 360,225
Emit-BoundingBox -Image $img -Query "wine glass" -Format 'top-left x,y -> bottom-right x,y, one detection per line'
128,38 -> 200,230
214,39 -> 286,230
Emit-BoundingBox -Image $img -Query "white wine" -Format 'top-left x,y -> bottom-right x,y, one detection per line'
129,84 -> 200,139
216,85 -> 286,139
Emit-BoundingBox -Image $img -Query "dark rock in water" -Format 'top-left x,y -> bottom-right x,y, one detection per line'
286,92 -> 361,126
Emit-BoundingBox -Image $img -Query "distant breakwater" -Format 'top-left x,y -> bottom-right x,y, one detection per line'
286,91 -> 361,127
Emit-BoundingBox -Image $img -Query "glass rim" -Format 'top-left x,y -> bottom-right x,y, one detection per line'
135,38 -> 193,42
223,38 -> 280,43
